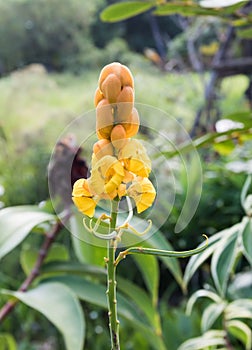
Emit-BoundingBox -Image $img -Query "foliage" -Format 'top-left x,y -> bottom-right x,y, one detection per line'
0,0 -> 103,74
0,0 -> 252,345
100,0 -> 250,23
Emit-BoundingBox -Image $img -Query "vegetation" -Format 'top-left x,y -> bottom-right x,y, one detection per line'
0,0 -> 252,349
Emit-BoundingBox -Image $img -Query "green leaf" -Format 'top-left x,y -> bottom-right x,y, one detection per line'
100,1 -> 155,22
186,289 -> 223,315
211,231 -> 239,297
20,243 -> 69,275
117,277 -> 159,331
0,206 -> 55,260
132,254 -> 159,306
41,275 -> 146,326
213,139 -> 235,155
201,302 -> 226,332
70,213 -> 107,267
184,224 -> 239,287
119,214 -> 185,291
224,111 -> 252,127
0,333 -> 17,350
226,299 -> 252,320
241,218 -> 252,265
160,125 -> 252,159
227,320 -> 252,350
237,27 -> 252,39
42,275 -> 166,350
154,3 -> 220,16
1,282 -> 85,350
40,261 -> 106,279
241,175 -> 252,214
178,330 -> 226,350
228,271 -> 252,299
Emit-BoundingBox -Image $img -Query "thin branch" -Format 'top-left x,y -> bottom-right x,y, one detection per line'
0,210 -> 71,323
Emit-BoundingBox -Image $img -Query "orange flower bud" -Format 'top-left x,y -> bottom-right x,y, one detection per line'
110,124 -> 128,149
93,139 -> 114,159
116,86 -> 134,122
101,73 -> 122,103
96,99 -> 114,139
98,62 -> 134,91
94,87 -> 104,107
120,64 -> 134,87
123,108 -> 140,138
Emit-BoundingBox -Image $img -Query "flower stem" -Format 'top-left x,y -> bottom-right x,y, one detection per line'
107,199 -> 120,350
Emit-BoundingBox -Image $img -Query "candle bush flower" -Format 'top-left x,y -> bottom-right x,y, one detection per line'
72,62 -> 156,217
71,62 -> 207,350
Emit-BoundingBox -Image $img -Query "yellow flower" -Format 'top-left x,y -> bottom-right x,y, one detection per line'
72,179 -> 97,217
89,155 -> 125,199
118,139 -> 151,177
127,177 -> 156,213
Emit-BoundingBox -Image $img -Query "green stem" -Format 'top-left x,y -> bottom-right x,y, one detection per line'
107,198 -> 120,350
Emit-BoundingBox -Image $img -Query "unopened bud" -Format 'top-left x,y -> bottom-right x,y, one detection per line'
123,108 -> 140,138
93,139 -> 114,159
99,62 -> 134,91
110,124 -> 127,149
101,73 -> 122,103
96,99 -> 114,139
116,86 -> 134,122
94,88 -> 104,107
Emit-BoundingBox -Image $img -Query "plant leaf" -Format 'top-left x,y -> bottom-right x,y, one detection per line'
201,302 -> 226,332
184,223 -> 239,288
186,289 -> 223,315
132,254 -> 159,306
40,261 -> 106,279
70,213 -> 107,267
154,3 -> 220,16
1,282 -> 85,350
237,27 -> 252,39
0,333 -> 17,350
241,175 -> 252,212
241,218 -> 252,265
178,330 -> 226,350
227,320 -> 252,350
41,275 -> 166,350
226,299 -> 252,320
213,139 -> 235,155
119,214 -> 185,291
0,206 -> 55,260
117,277 -> 159,331
20,243 -> 69,275
183,230 -> 224,286
228,271 -> 252,299
100,1 -> 155,22
211,231 -> 239,297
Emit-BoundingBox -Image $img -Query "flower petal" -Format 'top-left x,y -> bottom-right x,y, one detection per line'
119,139 -> 151,177
127,177 -> 156,213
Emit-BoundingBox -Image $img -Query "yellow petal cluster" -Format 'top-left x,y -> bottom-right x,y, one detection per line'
72,62 -> 156,217
72,179 -> 97,217
127,177 -> 156,214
